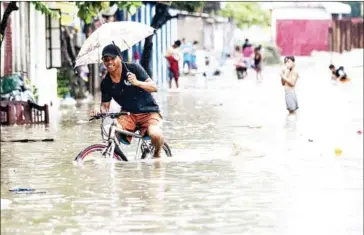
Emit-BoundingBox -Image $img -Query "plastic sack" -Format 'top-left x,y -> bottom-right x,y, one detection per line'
0,74 -> 22,94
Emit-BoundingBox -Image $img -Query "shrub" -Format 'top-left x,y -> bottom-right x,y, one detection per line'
261,42 -> 281,65
57,69 -> 70,98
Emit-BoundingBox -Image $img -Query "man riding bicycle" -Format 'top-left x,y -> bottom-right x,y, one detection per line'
89,44 -> 164,158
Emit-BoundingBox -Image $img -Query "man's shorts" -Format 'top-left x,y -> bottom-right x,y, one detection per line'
285,90 -> 299,112
116,112 -> 162,143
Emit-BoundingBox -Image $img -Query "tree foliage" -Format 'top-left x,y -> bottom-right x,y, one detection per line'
22,2 -> 144,24
31,2 -> 60,18
342,1 -> 362,17
75,2 -> 142,24
171,1 -> 205,13
219,2 -> 270,28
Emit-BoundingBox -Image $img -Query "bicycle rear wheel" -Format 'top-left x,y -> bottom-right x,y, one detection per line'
74,144 -> 127,162
141,142 -> 173,159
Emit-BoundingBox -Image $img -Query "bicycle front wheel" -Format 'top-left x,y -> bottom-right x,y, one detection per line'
74,144 -> 126,162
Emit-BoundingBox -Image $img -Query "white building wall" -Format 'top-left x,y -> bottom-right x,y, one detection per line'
28,3 -> 58,106
19,2 -> 28,73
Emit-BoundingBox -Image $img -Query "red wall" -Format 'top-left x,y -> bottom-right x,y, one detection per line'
2,2 -> 13,75
276,20 -> 332,56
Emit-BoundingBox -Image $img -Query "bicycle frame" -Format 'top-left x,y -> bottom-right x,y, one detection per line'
102,117 -> 152,161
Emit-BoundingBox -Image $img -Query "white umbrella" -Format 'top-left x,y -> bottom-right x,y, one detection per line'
75,21 -> 155,67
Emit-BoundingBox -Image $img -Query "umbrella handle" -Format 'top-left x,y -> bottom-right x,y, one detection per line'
112,41 -> 130,73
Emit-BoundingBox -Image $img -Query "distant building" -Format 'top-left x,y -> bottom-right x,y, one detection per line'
264,2 -> 351,56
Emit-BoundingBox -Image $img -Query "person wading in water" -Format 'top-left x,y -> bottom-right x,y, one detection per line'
254,47 -> 263,81
280,56 -> 299,115
165,40 -> 182,89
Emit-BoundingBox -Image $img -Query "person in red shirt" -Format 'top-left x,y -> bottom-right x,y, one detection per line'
165,40 -> 181,88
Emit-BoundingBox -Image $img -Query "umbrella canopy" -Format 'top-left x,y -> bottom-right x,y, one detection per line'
75,21 -> 155,67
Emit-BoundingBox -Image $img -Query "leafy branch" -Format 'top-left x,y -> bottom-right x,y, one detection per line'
31,2 -> 60,18
75,2 -> 142,24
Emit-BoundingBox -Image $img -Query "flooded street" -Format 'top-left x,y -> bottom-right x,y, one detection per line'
1,60 -> 363,235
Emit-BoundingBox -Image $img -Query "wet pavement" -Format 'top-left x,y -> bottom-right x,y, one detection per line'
1,59 -> 363,235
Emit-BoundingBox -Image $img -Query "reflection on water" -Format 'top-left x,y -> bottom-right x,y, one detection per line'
1,63 -> 363,234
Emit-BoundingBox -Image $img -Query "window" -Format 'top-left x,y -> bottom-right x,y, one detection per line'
45,9 -> 62,69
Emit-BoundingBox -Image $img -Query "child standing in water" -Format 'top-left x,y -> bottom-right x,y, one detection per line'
165,40 -> 181,89
191,41 -> 199,70
254,47 -> 263,81
280,56 -> 299,115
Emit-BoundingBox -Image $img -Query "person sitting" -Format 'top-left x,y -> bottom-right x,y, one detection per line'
329,64 -> 347,82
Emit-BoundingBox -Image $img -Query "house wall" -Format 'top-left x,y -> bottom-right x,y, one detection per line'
177,16 -> 204,48
177,15 -> 235,61
1,2 -> 13,76
276,19 -> 332,56
1,2 -> 58,106
272,7 -> 333,56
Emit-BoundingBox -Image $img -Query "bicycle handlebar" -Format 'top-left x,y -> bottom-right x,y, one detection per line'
89,111 -> 130,121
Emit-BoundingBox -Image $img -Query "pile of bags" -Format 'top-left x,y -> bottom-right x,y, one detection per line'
0,73 -> 36,103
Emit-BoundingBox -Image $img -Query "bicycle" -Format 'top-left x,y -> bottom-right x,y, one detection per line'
74,112 -> 172,162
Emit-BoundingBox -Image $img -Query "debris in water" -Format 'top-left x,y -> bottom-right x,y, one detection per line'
9,188 -> 35,192
9,188 -> 46,194
1,138 -> 54,143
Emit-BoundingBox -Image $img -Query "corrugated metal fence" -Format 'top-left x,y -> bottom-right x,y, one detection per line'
329,19 -> 364,53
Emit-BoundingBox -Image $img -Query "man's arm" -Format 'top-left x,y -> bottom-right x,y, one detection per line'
280,70 -> 286,86
100,79 -> 112,113
283,71 -> 298,87
89,102 -> 110,117
100,102 -> 110,113
136,78 -> 158,93
281,78 -> 286,86
127,64 -> 158,93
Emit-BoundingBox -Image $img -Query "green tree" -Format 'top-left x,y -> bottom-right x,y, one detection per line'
75,2 -> 142,24
218,2 -> 270,29
342,1 -> 362,17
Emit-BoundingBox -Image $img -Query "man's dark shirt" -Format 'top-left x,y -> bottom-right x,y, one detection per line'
101,62 -> 160,113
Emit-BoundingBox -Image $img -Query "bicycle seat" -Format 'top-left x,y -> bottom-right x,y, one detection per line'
119,135 -> 151,145
119,125 -> 151,145
119,137 -> 131,145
